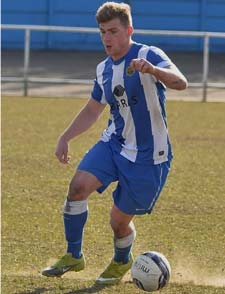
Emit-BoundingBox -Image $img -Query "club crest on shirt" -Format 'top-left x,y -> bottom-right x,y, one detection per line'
126,66 -> 135,76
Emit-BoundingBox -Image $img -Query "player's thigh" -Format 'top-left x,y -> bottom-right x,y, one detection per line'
77,140 -> 118,193
68,170 -> 102,200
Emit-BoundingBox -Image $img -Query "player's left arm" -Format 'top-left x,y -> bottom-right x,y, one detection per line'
129,59 -> 188,90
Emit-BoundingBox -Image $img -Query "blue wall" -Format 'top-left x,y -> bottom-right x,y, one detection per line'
2,0 -> 225,52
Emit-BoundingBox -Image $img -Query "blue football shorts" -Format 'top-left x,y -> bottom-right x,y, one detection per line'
78,140 -> 171,215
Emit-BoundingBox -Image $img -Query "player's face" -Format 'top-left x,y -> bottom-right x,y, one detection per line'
99,18 -> 133,61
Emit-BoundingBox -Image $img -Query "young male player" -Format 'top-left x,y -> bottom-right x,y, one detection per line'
42,2 -> 187,284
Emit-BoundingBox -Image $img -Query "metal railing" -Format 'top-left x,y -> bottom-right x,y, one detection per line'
2,24 -> 225,101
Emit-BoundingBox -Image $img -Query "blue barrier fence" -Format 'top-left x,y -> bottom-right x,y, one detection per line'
2,0 -> 225,52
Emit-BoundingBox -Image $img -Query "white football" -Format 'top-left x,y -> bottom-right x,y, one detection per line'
131,251 -> 171,292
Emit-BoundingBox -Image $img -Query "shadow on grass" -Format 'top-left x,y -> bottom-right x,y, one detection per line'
66,283 -> 112,294
15,283 -> 112,294
16,288 -> 54,294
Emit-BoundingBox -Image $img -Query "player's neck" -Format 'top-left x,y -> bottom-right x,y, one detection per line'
111,41 -> 134,62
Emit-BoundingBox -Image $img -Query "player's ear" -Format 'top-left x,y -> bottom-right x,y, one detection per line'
127,26 -> 134,36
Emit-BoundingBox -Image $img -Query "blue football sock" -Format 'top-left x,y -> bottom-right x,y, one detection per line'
114,244 -> 132,264
63,201 -> 88,259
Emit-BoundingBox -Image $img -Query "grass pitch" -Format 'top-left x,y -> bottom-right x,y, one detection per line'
2,96 -> 225,294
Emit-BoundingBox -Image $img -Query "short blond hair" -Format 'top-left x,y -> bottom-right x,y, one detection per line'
96,2 -> 132,27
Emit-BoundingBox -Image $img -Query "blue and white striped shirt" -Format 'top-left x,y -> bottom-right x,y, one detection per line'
91,42 -> 173,165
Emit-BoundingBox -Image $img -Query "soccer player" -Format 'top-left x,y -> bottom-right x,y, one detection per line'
42,2 -> 187,284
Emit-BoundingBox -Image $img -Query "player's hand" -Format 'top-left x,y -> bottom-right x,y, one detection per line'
55,136 -> 71,164
129,58 -> 156,75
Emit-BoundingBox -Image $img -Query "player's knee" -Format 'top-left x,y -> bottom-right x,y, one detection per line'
110,218 -> 134,237
68,177 -> 87,200
110,218 -> 121,235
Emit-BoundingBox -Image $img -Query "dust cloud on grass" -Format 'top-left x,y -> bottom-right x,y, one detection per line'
172,252 -> 225,288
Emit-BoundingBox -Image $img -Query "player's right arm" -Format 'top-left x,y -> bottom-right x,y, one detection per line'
55,98 -> 106,164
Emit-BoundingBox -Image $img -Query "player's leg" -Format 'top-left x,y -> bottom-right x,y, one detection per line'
42,141 -> 117,277
63,170 -> 102,258
110,205 -> 135,264
96,205 -> 135,284
96,158 -> 171,284
42,170 -> 102,277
